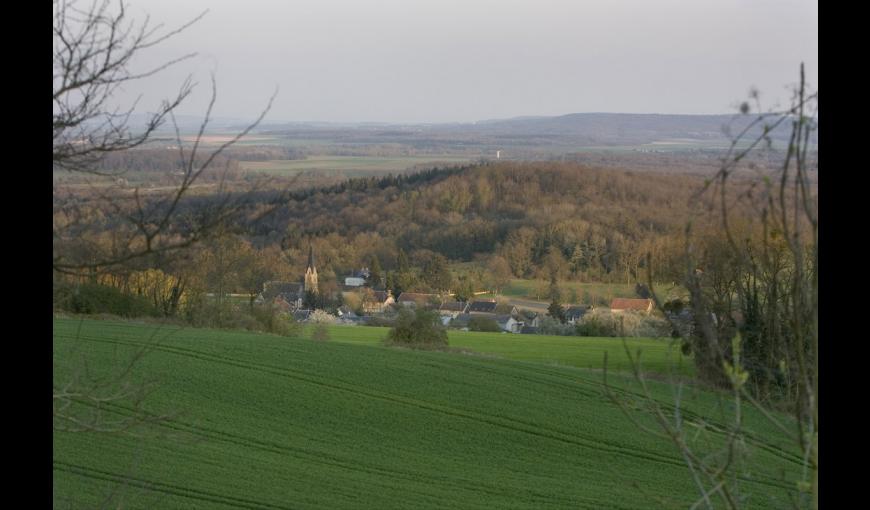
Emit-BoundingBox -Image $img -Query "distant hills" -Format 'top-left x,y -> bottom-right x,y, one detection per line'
257,112 -> 809,151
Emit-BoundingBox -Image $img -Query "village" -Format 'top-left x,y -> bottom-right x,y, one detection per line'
254,248 -> 656,334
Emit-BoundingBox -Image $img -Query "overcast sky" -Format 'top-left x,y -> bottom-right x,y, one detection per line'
116,0 -> 818,124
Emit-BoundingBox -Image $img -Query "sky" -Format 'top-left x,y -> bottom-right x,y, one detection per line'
113,0 -> 818,124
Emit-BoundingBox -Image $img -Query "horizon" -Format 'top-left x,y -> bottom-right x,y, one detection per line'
110,0 -> 817,124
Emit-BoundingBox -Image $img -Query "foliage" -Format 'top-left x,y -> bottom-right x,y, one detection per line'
387,308 -> 448,347
54,282 -> 160,318
468,317 -> 501,332
311,323 -> 330,342
309,309 -> 337,324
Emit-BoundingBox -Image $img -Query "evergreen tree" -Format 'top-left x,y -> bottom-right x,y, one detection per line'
397,249 -> 410,272
422,254 -> 453,293
367,255 -> 383,288
548,298 -> 566,324
547,277 -> 566,323
385,271 -> 395,294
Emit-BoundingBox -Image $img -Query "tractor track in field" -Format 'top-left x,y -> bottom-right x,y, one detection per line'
66,399 -> 591,508
437,354 -> 806,467
54,460 -> 295,510
56,332 -> 797,492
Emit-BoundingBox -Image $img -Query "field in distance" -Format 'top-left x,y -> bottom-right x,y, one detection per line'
54,319 -> 802,509
238,155 -> 474,178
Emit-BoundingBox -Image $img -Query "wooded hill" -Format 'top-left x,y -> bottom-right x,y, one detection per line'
236,161 -> 710,283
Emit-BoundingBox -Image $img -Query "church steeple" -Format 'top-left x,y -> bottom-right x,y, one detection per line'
304,245 -> 319,295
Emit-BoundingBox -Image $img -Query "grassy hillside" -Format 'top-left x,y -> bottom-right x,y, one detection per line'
54,319 -> 802,509
317,325 -> 691,376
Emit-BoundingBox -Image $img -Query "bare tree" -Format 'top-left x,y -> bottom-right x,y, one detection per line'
605,65 -> 818,509
53,0 -> 281,279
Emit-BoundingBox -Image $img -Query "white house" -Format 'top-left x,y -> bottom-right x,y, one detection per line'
344,276 -> 366,287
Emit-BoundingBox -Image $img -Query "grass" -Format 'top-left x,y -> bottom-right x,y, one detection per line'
54,318 -> 803,509
315,324 -> 691,376
476,279 -> 638,305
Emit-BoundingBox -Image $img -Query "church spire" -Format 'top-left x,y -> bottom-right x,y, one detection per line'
304,244 -> 319,295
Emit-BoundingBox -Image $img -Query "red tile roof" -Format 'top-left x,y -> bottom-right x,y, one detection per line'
610,298 -> 653,311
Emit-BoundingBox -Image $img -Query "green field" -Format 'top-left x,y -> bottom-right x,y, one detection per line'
469,279 -> 641,307
317,325 -> 690,376
54,319 -> 802,509
239,155 -> 473,177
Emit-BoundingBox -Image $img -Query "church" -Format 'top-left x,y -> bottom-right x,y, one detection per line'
257,246 -> 319,311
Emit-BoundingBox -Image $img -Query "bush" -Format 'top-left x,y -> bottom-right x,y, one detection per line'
539,317 -> 576,336
311,323 -> 330,342
250,304 -> 302,337
185,300 -> 300,337
54,282 -> 160,318
309,309 -> 337,324
574,309 -> 671,338
387,308 -> 448,347
468,317 -> 501,332
364,316 -> 396,328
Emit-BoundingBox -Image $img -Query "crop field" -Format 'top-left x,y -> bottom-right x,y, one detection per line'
54,319 -> 802,509
493,279 -> 638,304
238,155 -> 473,177
315,325 -> 691,376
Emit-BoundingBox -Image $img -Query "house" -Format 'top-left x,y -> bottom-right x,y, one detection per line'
564,305 -> 592,325
396,292 -> 440,308
494,303 -> 519,317
362,290 -> 395,314
272,295 -> 293,313
258,281 -> 305,310
344,276 -> 366,287
520,311 -> 542,328
494,314 -> 523,334
467,300 -> 498,315
610,298 -> 654,314
438,301 -> 469,317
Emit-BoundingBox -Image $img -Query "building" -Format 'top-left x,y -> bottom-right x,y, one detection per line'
494,314 -> 523,333
610,298 -> 654,314
438,301 -> 469,317
564,305 -> 592,325
304,246 -> 318,295
396,292 -> 440,308
256,247 -> 320,310
467,300 -> 498,315
362,290 -> 395,314
344,276 -> 366,287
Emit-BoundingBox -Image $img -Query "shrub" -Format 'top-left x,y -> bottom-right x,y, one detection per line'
387,308 -> 448,347
574,309 -> 671,338
539,317 -> 576,336
54,282 -> 160,318
309,309 -> 337,324
311,323 -> 330,342
468,317 -> 501,332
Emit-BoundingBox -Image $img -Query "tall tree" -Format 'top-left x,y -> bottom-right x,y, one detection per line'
367,255 -> 383,288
